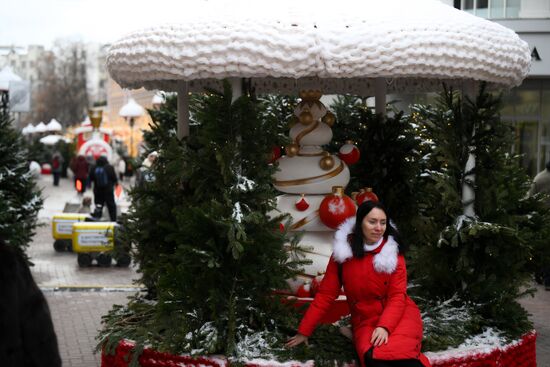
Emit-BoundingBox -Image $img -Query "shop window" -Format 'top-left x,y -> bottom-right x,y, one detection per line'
542,82 -> 550,120
458,0 -> 520,18
515,90 -> 540,117
490,0 -> 505,18
515,120 -> 539,177
539,122 -> 550,171
506,0 -> 521,17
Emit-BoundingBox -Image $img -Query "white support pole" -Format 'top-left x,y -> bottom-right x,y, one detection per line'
374,78 -> 387,115
462,81 -> 477,217
177,81 -> 189,139
230,78 -> 242,104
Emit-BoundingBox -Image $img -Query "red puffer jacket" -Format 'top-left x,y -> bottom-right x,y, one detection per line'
297,218 -> 431,367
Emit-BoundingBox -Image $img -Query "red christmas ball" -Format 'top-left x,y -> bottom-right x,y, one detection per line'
279,222 -> 285,232
310,275 -> 323,296
296,282 -> 312,298
319,186 -> 357,230
295,194 -> 310,211
269,146 -> 282,164
338,141 -> 360,165
356,187 -> 379,205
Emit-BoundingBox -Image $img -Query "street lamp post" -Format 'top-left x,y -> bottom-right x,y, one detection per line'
119,97 -> 144,157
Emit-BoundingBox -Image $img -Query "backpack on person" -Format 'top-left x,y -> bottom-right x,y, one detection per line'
94,166 -> 109,188
52,157 -> 60,170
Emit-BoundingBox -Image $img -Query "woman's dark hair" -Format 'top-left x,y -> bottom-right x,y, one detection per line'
349,201 -> 408,258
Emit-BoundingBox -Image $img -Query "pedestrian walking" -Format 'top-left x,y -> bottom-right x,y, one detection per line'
137,151 -> 158,187
117,157 -> 127,182
72,154 -> 89,194
0,237 -> 62,367
528,160 -> 550,290
51,152 -> 63,186
88,156 -> 118,221
286,201 -> 431,367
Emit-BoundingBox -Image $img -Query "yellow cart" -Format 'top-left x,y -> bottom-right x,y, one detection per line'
51,213 -> 88,252
72,222 -> 131,267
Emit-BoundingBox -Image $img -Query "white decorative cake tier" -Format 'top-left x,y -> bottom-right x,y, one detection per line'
273,155 -> 350,194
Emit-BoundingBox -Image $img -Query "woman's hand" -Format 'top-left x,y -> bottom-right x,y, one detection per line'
285,333 -> 309,348
370,327 -> 388,347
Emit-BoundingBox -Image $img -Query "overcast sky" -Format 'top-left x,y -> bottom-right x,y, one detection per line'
0,0 -> 207,48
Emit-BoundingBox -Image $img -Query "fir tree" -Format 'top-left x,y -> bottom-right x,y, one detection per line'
100,83 -> 305,360
410,85 -> 550,338
0,110 -> 43,258
329,95 -> 425,245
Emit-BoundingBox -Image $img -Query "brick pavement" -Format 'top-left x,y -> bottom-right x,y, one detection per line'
44,291 -> 132,367
518,283 -> 550,366
31,176 -> 139,367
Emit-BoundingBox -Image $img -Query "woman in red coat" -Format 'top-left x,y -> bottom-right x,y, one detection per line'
286,201 -> 431,367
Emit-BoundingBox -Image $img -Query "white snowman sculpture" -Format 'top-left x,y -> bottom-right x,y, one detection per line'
273,90 -> 361,292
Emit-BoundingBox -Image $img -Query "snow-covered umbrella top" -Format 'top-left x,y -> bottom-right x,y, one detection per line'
22,123 -> 35,135
34,122 -> 48,133
106,0 -> 531,95
46,118 -> 63,132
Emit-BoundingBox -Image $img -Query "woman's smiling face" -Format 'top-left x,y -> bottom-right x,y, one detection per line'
361,207 -> 387,244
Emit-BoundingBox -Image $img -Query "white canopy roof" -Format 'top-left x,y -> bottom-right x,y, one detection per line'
106,0 -> 531,95
46,118 -> 63,132
119,97 -> 145,117
22,123 -> 35,135
39,134 -> 70,146
34,122 -> 48,133
0,66 -> 23,91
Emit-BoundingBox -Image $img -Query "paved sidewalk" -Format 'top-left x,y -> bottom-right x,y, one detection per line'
45,291 -> 132,367
518,283 -> 550,366
32,175 -> 138,367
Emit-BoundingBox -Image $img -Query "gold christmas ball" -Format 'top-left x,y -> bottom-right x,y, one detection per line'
322,111 -> 336,127
299,110 -> 314,125
319,154 -> 335,170
286,143 -> 300,157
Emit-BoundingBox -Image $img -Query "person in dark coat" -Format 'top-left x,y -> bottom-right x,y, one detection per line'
286,201 -> 431,367
88,155 -> 118,221
51,152 -> 63,187
528,160 -> 550,290
0,238 -> 61,367
72,155 -> 89,194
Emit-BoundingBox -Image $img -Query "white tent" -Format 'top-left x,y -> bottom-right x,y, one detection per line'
46,118 -> 63,132
39,134 -> 70,145
22,123 -> 35,135
34,122 -> 48,133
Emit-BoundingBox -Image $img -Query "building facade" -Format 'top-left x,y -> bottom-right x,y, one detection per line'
451,0 -> 550,176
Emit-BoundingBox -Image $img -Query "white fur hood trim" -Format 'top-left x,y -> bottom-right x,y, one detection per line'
333,217 -> 399,274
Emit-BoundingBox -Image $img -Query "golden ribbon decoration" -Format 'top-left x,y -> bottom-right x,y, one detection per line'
290,210 -> 320,230
295,120 -> 319,145
274,162 -> 344,187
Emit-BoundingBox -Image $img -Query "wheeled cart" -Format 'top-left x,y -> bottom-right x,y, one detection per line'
71,222 -> 131,267
51,213 -> 88,252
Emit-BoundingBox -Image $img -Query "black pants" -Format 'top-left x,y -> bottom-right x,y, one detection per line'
93,188 -> 117,221
365,349 -> 424,367
52,172 -> 60,186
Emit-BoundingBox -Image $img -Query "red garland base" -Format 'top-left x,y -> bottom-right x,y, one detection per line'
101,331 -> 537,367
